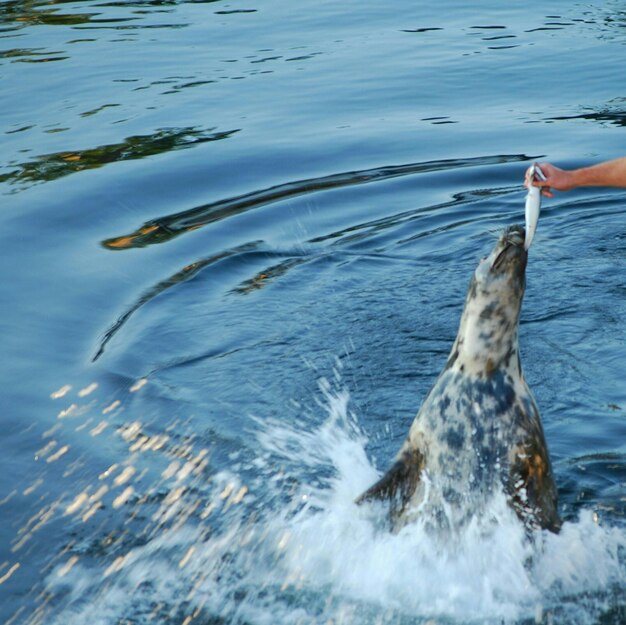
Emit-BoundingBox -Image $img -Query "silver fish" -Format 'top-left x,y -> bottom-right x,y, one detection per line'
524,163 -> 547,250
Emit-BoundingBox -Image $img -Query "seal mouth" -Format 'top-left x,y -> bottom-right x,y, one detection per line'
491,225 -> 526,271
505,224 -> 525,247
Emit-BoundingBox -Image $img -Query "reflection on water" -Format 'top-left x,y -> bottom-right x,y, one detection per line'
92,240 -> 267,361
101,153 -> 534,250
0,0 -> 221,32
548,98 -> 626,127
0,126 -> 239,189
0,1 -> 99,30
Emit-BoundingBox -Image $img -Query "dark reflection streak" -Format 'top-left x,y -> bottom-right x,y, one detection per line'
94,0 -> 223,6
150,337 -> 282,377
102,153 -> 537,251
73,23 -> 189,30
0,4 -> 99,28
231,257 -> 307,294
309,186 -> 520,247
1,126 -> 239,189
547,111 -> 626,127
92,241 -> 265,361
401,28 -> 443,33
214,9 -> 257,14
523,307 -> 582,324
569,452 -> 625,464
0,0 -> 221,29
482,35 -> 516,41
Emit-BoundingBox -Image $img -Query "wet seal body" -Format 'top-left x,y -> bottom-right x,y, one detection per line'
357,224 -> 561,534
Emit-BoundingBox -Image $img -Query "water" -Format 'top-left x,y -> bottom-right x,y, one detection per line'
1,1 -> 625,623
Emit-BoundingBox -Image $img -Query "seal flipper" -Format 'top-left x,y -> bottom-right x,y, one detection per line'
355,448 -> 423,521
508,443 -> 562,533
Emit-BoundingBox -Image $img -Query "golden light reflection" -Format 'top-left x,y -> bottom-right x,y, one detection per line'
129,435 -> 150,453
170,500 -> 200,533
90,421 -> 108,436
102,400 -> 120,414
104,225 -> 162,250
162,460 -> 180,480
219,483 -> 234,500
119,421 -> 142,442
82,502 -> 102,522
46,445 -> 69,463
65,492 -> 89,516
57,404 -> 77,419
23,478 -> 44,496
90,485 -> 109,502
129,378 -> 148,393
99,464 -> 118,480
103,555 -> 127,578
74,418 -> 94,433
0,562 -> 20,585
15,374 -> 257,621
112,486 -> 134,509
13,502 -> 60,552
139,434 -> 169,452
277,531 -> 291,551
113,466 -> 136,486
0,490 -> 16,506
232,485 -> 248,504
176,449 -> 208,481
42,423 -> 61,438
178,546 -> 196,569
56,556 -> 79,578
50,385 -> 71,399
181,605 -> 204,625
34,440 -> 57,460
78,383 -> 98,398
200,502 -> 215,520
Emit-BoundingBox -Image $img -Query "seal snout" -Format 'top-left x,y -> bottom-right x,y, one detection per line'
504,224 -> 526,247
490,225 -> 527,275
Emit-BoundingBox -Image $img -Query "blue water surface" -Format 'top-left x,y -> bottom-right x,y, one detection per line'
1,1 -> 625,624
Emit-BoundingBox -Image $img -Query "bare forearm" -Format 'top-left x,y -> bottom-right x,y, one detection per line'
525,157 -> 626,197
569,157 -> 626,189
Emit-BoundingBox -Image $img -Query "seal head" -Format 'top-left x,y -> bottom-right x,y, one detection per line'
448,223 -> 527,377
357,224 -> 561,534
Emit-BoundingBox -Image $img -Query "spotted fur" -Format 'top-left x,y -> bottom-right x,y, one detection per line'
357,224 -> 561,533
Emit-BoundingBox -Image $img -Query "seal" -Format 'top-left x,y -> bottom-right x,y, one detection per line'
357,224 -> 561,534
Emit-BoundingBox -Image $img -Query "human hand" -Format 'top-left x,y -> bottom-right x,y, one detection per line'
524,162 -> 576,197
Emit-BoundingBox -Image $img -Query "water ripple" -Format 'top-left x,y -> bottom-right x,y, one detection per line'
101,153 -> 536,250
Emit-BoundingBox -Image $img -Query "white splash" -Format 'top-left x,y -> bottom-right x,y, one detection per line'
41,378 -> 625,625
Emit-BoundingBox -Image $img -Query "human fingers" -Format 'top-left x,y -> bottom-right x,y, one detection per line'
525,163 -> 549,189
